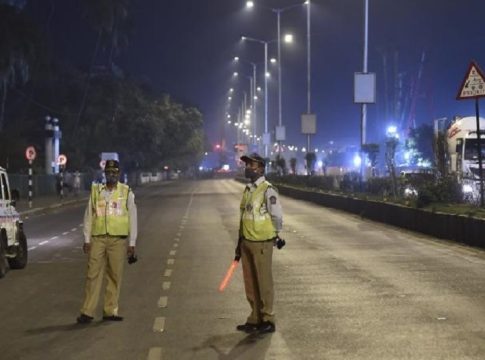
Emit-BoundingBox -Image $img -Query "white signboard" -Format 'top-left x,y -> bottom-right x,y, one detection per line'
301,114 -> 316,135
354,72 -> 376,103
275,125 -> 286,141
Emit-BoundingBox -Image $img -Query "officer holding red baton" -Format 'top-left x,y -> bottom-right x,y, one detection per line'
235,153 -> 283,334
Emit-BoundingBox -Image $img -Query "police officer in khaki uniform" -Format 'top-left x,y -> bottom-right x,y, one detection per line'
76,159 -> 137,324
236,153 -> 283,334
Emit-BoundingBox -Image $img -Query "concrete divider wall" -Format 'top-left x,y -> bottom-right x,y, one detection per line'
277,185 -> 485,249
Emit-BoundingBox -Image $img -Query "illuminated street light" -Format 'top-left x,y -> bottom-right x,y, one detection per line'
246,1 -> 254,9
284,34 -> 294,43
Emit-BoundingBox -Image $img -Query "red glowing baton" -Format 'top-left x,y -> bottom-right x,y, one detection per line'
219,260 -> 239,292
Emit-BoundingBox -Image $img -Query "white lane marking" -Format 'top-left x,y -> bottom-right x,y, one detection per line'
28,246 -> 37,251
162,282 -> 171,290
62,232 -> 69,236
164,269 -> 173,277
79,223 -> 83,227
153,317 -> 165,332
158,296 -> 168,308
25,216 -> 29,220
39,241 -> 49,246
176,232 -> 181,237
169,250 -> 176,256
173,243 -> 179,248
167,259 -> 175,265
147,347 -> 162,360
174,238 -> 180,242
50,236 -> 59,240
71,228 -> 77,232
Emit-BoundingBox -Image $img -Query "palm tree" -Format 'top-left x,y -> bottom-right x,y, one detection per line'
75,0 -> 131,129
0,4 -> 38,130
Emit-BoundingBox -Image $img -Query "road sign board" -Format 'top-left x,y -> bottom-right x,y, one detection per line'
457,62 -> 485,99
57,154 -> 67,166
25,146 -> 36,161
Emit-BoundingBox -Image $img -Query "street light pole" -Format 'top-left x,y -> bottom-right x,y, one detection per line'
277,10 -> 282,129
242,36 -> 270,158
362,0 -> 369,145
264,41 -> 268,158
307,0 -> 311,114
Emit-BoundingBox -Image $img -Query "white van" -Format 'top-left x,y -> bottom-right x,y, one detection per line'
0,167 -> 27,278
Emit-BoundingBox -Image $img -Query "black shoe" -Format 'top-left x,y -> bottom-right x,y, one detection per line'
76,314 -> 93,324
102,315 -> 124,321
236,322 -> 259,333
258,321 -> 275,333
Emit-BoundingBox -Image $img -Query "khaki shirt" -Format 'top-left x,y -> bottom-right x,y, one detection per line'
244,176 -> 283,232
83,183 -> 138,246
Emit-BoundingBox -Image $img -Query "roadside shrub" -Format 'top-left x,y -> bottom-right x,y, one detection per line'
340,172 -> 360,192
366,177 -> 393,196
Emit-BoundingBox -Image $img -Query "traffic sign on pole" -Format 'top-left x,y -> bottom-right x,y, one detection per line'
457,61 -> 485,100
57,154 -> 67,166
457,61 -> 485,206
25,146 -> 36,161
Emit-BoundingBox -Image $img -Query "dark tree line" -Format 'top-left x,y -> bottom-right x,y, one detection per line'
0,0 -> 205,173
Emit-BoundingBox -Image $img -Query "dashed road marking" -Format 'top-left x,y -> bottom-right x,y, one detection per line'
62,231 -> 69,236
162,281 -> 171,290
39,241 -> 49,245
158,296 -> 168,308
147,347 -> 162,360
71,228 -> 77,232
173,243 -> 178,248
176,232 -> 181,237
153,317 -> 165,332
167,259 -> 175,265
28,246 -> 37,251
50,236 -> 59,240
79,223 -> 83,227
169,250 -> 176,256
174,238 -> 180,242
164,269 -> 173,277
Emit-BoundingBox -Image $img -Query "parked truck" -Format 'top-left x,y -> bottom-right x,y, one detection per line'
446,116 -> 485,198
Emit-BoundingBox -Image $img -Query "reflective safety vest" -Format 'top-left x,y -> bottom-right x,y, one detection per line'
91,183 -> 130,236
240,180 -> 276,241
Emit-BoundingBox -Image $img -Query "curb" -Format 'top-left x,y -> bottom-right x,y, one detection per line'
19,196 -> 89,216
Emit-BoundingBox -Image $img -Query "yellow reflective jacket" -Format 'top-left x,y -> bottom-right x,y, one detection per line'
240,180 -> 276,241
91,183 -> 130,236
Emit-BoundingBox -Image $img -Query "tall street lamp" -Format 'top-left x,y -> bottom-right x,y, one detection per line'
246,1 -> 303,146
234,57 -> 258,149
241,35 -> 270,158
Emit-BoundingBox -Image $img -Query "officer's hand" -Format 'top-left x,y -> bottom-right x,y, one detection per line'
127,246 -> 135,257
234,244 -> 241,261
83,242 -> 91,254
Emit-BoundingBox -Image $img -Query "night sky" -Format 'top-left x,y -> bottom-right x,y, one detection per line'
29,0 -> 485,150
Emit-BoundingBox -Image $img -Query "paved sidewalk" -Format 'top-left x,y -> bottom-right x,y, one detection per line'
15,192 -> 90,216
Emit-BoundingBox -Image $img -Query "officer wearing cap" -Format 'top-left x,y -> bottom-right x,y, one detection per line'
76,159 -> 138,324
235,153 -> 283,334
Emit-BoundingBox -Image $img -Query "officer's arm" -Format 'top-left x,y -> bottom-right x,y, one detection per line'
127,191 -> 137,247
266,187 -> 283,233
83,198 -> 93,244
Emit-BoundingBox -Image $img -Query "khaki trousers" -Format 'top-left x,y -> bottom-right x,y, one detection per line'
80,235 -> 126,317
241,239 -> 275,324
